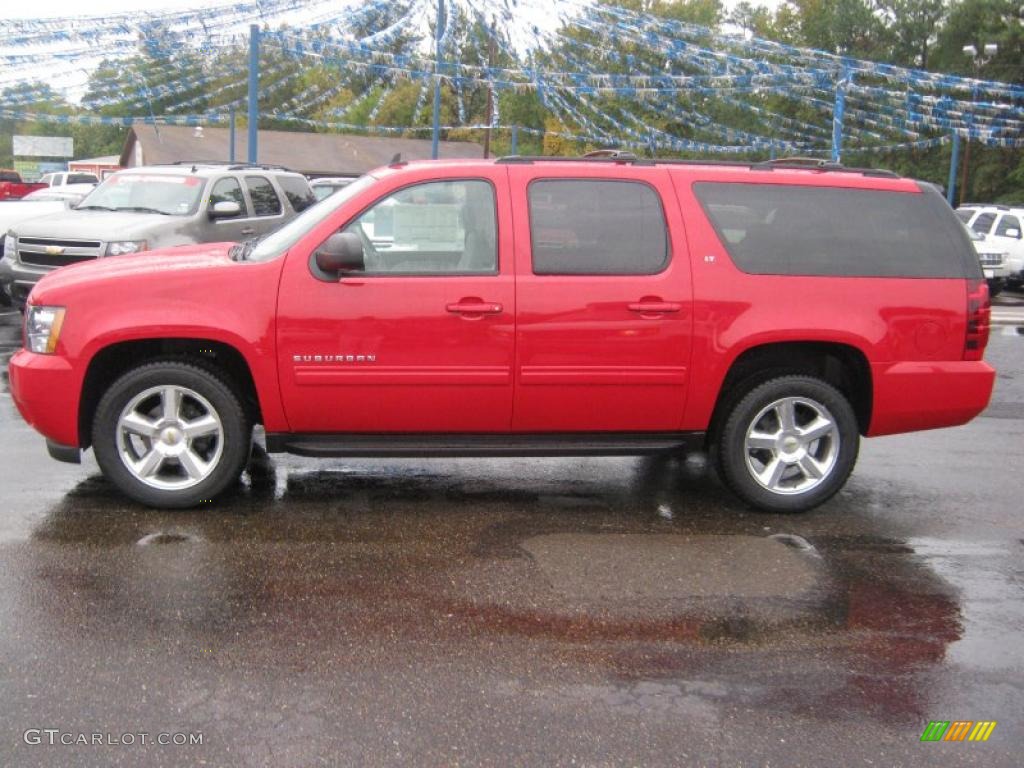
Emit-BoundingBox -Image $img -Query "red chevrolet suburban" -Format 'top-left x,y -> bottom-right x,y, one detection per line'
8,155 -> 995,512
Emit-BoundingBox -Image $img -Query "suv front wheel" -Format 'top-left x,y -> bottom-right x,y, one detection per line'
717,376 -> 859,513
92,361 -> 251,508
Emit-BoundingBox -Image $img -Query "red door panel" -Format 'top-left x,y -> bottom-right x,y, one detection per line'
276,169 -> 515,433
509,166 -> 693,432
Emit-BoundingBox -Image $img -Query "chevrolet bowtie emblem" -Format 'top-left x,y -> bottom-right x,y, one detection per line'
44,245 -> 65,255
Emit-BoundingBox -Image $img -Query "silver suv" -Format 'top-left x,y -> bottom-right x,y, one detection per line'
0,162 -> 316,307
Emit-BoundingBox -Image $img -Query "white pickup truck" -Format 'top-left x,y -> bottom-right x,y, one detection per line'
957,204 -> 1024,289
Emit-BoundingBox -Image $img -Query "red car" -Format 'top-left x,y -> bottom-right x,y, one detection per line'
0,169 -> 47,200
9,155 -> 995,511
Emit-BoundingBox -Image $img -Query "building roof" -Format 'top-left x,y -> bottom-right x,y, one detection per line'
120,125 -> 485,176
69,155 -> 120,165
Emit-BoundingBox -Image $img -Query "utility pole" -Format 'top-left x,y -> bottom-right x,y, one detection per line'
248,24 -> 260,164
483,19 -> 496,158
959,43 -> 997,205
430,0 -> 446,160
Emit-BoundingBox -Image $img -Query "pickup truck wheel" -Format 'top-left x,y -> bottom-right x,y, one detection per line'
92,362 -> 251,509
718,376 -> 859,513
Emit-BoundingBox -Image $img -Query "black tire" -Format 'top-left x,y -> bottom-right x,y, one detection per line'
92,361 -> 251,509
717,375 -> 859,513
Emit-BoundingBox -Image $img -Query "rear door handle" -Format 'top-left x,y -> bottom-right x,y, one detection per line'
628,301 -> 682,314
446,299 -> 503,316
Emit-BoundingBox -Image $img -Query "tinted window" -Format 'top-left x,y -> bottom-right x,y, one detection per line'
245,176 -> 282,217
68,173 -> 97,185
339,180 -> 497,275
0,171 -> 20,182
528,180 -> 668,275
955,209 -> 975,224
694,182 -> 977,279
210,177 -> 246,216
971,212 -> 996,235
995,215 -> 1022,238
278,175 -> 317,212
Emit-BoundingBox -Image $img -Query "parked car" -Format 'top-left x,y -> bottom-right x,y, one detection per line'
0,169 -> 47,200
957,204 -> 1024,288
9,155 -> 994,512
21,183 -> 97,203
39,171 -> 99,187
310,176 -> 358,201
967,228 -> 1009,296
0,163 -> 316,307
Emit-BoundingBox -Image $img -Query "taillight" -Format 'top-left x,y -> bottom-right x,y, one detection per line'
964,279 -> 990,361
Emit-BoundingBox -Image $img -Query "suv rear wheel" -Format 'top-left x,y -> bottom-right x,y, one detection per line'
92,361 -> 251,508
717,375 -> 859,513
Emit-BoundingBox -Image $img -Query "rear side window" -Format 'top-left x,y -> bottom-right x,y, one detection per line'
995,215 -> 1023,239
694,182 -> 977,278
245,176 -> 282,217
277,175 -> 317,212
970,212 -> 996,235
528,179 -> 668,275
68,173 -> 97,185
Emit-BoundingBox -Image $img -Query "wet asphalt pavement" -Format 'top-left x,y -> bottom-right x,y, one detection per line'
1,306 -> 1023,767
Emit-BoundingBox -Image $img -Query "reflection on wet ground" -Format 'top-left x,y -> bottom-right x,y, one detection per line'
1,316 -> 1023,766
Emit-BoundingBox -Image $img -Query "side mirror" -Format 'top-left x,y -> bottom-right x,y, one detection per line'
209,200 -> 241,219
1005,228 -> 1021,239
314,232 -> 364,277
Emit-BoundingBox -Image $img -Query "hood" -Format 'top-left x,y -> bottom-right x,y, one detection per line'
0,200 -> 68,234
11,207 -> 184,241
31,242 -> 237,300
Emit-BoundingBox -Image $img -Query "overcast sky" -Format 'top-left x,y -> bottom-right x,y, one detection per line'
1,0 -> 781,21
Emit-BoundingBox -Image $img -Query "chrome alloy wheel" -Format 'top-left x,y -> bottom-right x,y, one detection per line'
115,385 -> 224,491
743,396 -> 840,495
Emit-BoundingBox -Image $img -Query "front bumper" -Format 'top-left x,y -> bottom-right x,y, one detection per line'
8,348 -> 82,448
868,360 -> 996,436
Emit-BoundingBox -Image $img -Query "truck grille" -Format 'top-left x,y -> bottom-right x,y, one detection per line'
18,237 -> 102,268
978,252 -> 1004,267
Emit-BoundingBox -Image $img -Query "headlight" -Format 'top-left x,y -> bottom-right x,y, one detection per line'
105,240 -> 147,256
25,305 -> 66,354
2,233 -> 13,261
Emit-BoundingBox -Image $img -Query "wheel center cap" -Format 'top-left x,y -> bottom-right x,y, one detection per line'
782,436 -> 800,452
162,428 -> 182,445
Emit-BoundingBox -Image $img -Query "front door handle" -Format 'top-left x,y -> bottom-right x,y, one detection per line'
628,301 -> 682,314
446,299 -> 503,316
240,227 -> 256,236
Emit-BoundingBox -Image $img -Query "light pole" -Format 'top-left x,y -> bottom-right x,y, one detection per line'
958,42 -> 997,205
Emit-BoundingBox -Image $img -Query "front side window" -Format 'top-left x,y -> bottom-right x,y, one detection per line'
971,212 -> 997,235
209,177 -> 246,216
245,176 -> 282,217
339,179 -> 497,275
528,179 -> 669,275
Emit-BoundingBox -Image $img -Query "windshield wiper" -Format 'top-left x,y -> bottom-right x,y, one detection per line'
117,206 -> 171,215
76,204 -> 118,211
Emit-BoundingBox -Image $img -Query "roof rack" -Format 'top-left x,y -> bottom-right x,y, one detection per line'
165,161 -> 297,173
495,154 -> 899,177
958,202 -> 1009,210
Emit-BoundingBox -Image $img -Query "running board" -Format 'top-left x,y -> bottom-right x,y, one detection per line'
264,432 -> 705,458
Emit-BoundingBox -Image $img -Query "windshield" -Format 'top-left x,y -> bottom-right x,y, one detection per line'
246,174 -> 375,262
77,173 -> 205,216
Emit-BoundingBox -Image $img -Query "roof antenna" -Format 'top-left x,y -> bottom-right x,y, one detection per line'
390,153 -> 402,165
